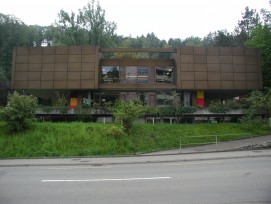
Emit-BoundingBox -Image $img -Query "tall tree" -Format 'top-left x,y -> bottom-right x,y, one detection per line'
213,30 -> 234,47
54,10 -> 87,45
235,7 -> 260,46
181,36 -> 203,46
79,0 -> 117,47
0,14 -> 30,80
245,24 -> 271,87
168,38 -> 182,48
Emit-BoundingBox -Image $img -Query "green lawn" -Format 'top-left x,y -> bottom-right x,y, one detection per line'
0,121 -> 270,158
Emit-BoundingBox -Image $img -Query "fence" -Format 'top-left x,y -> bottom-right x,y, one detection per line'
179,133 -> 252,153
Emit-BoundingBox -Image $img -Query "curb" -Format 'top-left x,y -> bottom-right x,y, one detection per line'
0,150 -> 271,167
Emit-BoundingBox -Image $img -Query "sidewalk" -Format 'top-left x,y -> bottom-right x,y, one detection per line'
0,135 -> 270,167
140,135 -> 271,155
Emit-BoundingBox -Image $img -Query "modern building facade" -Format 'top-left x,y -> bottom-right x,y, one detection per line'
11,46 -> 262,108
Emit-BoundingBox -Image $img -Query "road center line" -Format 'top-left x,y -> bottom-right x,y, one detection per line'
42,176 -> 171,183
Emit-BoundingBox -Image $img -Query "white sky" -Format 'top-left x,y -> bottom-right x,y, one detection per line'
1,0 -> 270,40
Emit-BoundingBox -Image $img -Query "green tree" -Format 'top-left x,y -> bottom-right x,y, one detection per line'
247,88 -> 271,119
245,24 -> 271,87
235,6 -> 260,46
1,91 -> 38,132
181,36 -> 203,46
168,38 -> 182,48
54,10 -> 87,45
79,0 -> 117,47
110,100 -> 145,132
0,14 -> 29,79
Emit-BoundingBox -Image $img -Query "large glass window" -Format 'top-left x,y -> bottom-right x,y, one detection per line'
156,67 -> 173,83
137,67 -> 149,84
101,66 -> 174,84
101,66 -> 119,83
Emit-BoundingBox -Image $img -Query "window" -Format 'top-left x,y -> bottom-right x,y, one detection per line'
101,66 -> 174,84
101,66 -> 119,83
156,67 -> 173,83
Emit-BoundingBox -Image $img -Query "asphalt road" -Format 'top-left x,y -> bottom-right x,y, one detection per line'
0,157 -> 271,204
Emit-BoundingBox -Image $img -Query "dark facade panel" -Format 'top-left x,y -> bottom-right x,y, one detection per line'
194,55 -> 207,64
56,46 -> 69,55
234,81 -> 247,89
195,72 -> 207,80
29,55 -> 42,64
207,56 -> 220,64
30,47 -> 42,55
16,64 -> 29,72
28,81 -> 41,89
195,81 -> 208,89
208,81 -> 221,89
181,47 -> 194,55
181,81 -> 195,89
180,72 -> 195,80
221,81 -> 233,89
29,64 -> 42,72
180,64 -> 194,71
208,72 -> 220,81
181,55 -> 193,63
194,47 -> 206,55
55,63 -> 68,72
220,47 -> 232,56
207,47 -> 219,56
28,72 -> 41,80
221,73 -> 234,81
234,73 -> 246,81
16,56 -> 29,64
194,64 -> 207,72
16,47 -> 29,56
221,64 -> 233,72
41,81 -> 54,89
232,47 -> 245,56
43,47 -> 56,55
233,56 -> 246,64
42,63 -> 54,72
208,64 -> 220,72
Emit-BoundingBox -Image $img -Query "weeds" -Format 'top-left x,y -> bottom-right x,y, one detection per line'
0,121 -> 270,158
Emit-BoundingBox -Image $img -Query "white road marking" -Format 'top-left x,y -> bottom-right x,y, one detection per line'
163,161 -> 223,166
42,176 -> 171,183
47,166 -> 111,170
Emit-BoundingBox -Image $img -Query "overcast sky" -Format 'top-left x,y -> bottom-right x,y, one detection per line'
1,0 -> 270,40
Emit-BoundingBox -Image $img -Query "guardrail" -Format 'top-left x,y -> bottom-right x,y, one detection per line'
180,133 -> 251,153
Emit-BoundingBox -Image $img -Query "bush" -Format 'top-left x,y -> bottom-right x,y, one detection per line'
208,101 -> 230,113
110,100 -> 145,132
2,91 -> 38,132
103,125 -> 127,139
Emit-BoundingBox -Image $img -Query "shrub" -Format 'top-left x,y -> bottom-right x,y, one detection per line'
110,100 -> 145,132
103,125 -> 127,139
208,101 -> 230,113
2,91 -> 38,132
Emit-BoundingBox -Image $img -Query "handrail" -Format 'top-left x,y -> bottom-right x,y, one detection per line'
180,133 -> 250,153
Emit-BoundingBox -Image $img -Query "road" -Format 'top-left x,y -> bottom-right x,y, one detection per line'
0,157 -> 271,204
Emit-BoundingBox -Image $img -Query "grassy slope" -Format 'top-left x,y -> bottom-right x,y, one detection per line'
0,121 -> 270,158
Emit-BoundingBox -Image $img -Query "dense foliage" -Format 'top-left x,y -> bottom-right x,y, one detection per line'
1,91 -> 38,132
110,100 -> 145,132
